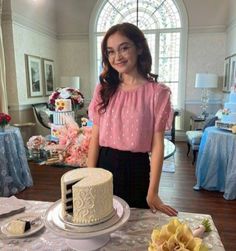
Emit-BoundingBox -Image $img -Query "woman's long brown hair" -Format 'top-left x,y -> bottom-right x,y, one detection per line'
99,22 -> 158,113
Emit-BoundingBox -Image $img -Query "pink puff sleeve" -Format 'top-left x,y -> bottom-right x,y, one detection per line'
154,84 -> 173,132
88,84 -> 102,126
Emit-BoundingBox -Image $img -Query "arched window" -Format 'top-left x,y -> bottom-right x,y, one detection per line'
90,0 -> 188,129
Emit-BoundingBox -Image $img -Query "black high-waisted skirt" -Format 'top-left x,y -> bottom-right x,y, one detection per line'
97,146 -> 150,208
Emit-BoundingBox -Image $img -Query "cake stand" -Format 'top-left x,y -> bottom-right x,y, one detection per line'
43,196 -> 130,251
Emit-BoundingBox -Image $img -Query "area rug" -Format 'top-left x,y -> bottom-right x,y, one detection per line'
162,156 -> 175,173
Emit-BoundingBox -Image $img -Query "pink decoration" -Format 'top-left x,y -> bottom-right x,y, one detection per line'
27,135 -> 46,150
55,116 -> 92,167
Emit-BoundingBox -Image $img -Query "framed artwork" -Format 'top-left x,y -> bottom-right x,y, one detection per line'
25,55 -> 43,97
229,54 -> 236,90
223,57 -> 231,93
43,59 -> 54,96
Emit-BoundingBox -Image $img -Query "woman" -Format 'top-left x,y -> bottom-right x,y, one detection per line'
88,22 -> 177,216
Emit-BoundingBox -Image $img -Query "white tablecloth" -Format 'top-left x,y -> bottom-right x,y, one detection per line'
0,198 -> 225,251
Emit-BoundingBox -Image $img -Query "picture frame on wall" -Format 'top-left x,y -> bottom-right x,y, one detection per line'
25,55 -> 43,97
43,59 -> 54,96
223,57 -> 231,93
229,54 -> 236,90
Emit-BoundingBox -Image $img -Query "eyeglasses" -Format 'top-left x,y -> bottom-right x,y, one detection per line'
105,43 -> 134,60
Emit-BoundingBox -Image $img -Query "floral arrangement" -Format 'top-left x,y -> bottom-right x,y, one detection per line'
48,87 -> 84,111
222,108 -> 230,115
45,116 -> 92,167
27,135 -> 46,150
148,218 -> 211,251
0,112 -> 11,127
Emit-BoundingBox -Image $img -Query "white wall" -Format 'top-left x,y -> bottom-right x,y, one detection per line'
55,0 -> 96,35
226,0 -> 236,56
57,38 -> 91,100
12,23 -> 58,106
183,0 -> 228,27
11,0 -> 57,33
184,32 -> 225,128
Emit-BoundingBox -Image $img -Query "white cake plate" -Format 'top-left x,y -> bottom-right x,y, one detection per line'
43,196 -> 130,251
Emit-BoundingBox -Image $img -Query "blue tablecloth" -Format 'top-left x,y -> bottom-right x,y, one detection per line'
194,126 -> 236,200
0,126 -> 33,196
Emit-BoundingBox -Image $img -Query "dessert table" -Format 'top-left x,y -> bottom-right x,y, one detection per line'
0,127 -> 33,197
0,197 -> 225,251
194,126 -> 236,200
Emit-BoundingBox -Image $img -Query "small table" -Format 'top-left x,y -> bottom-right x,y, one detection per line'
0,127 -> 33,196
190,116 -> 205,130
194,126 -> 236,200
164,138 -> 176,159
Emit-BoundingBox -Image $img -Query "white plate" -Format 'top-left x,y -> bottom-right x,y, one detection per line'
0,196 -> 25,217
1,213 -> 44,238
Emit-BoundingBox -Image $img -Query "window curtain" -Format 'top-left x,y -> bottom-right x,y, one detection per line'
0,0 -> 8,113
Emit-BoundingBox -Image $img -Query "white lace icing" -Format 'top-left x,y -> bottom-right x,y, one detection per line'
61,168 -> 113,224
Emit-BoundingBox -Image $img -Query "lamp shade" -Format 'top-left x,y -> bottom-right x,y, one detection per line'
60,76 -> 80,89
195,73 -> 218,88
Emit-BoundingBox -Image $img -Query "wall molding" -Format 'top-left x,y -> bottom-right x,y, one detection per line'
189,25 -> 226,34
57,33 -> 89,41
9,99 -> 91,112
2,11 -> 57,39
2,10 -> 89,41
185,99 -> 223,105
9,104 -> 32,111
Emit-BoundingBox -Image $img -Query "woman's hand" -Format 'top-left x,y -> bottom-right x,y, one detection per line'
146,193 -> 178,216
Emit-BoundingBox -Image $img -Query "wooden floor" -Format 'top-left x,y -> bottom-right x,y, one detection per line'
17,142 -> 236,251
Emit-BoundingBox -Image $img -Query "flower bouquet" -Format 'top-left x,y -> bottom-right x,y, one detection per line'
48,87 -> 84,111
44,116 -> 92,167
27,135 -> 46,150
0,112 -> 11,131
27,135 -> 47,161
148,218 -> 211,251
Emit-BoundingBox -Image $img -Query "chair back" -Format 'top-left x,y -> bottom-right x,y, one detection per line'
32,103 -> 50,129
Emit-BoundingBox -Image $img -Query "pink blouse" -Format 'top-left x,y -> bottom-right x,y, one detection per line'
88,81 -> 173,153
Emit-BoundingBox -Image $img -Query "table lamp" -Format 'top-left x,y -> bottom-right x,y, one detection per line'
195,73 -> 218,118
60,76 -> 80,89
